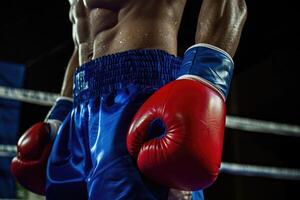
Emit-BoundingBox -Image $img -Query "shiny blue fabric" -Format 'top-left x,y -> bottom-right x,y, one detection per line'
178,45 -> 234,99
46,49 -> 202,200
192,190 -> 204,200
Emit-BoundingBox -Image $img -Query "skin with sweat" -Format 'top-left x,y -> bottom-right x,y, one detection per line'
61,0 -> 247,100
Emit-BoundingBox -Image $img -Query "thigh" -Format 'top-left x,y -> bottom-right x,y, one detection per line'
87,86 -> 168,200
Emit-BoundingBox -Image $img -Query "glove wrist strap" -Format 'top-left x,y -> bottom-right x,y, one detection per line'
45,97 -> 73,122
177,43 -> 234,100
46,119 -> 62,140
44,97 -> 73,138
185,43 -> 234,64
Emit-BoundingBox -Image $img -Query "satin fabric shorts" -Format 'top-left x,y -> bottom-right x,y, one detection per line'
46,49 -> 203,200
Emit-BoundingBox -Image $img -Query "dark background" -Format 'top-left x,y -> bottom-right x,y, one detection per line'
0,0 -> 299,199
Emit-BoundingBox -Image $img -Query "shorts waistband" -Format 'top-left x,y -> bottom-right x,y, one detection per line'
73,49 -> 182,105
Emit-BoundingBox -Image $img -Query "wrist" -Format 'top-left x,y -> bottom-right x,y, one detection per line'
44,97 -> 73,138
177,43 -> 234,100
44,120 -> 61,140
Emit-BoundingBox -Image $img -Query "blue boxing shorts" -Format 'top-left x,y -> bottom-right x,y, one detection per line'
46,49 -> 204,200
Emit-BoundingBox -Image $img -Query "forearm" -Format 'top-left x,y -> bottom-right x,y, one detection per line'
195,0 -> 247,57
60,48 -> 79,97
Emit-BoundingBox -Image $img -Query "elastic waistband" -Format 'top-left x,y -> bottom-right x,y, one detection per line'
73,49 -> 182,105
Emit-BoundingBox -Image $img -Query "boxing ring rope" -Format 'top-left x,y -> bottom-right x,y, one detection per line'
1,85 -> 300,181
0,144 -> 16,157
0,86 -> 59,106
2,86 -> 300,137
220,163 -> 300,181
226,116 -> 300,137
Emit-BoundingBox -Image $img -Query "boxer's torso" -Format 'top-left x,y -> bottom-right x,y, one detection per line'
69,0 -> 186,65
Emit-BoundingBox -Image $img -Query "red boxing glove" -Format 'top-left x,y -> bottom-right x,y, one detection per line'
127,44 -> 234,190
11,122 -> 54,195
11,97 -> 73,195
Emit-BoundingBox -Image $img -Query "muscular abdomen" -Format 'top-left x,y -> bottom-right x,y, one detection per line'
72,0 -> 186,63
70,0 -> 93,64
